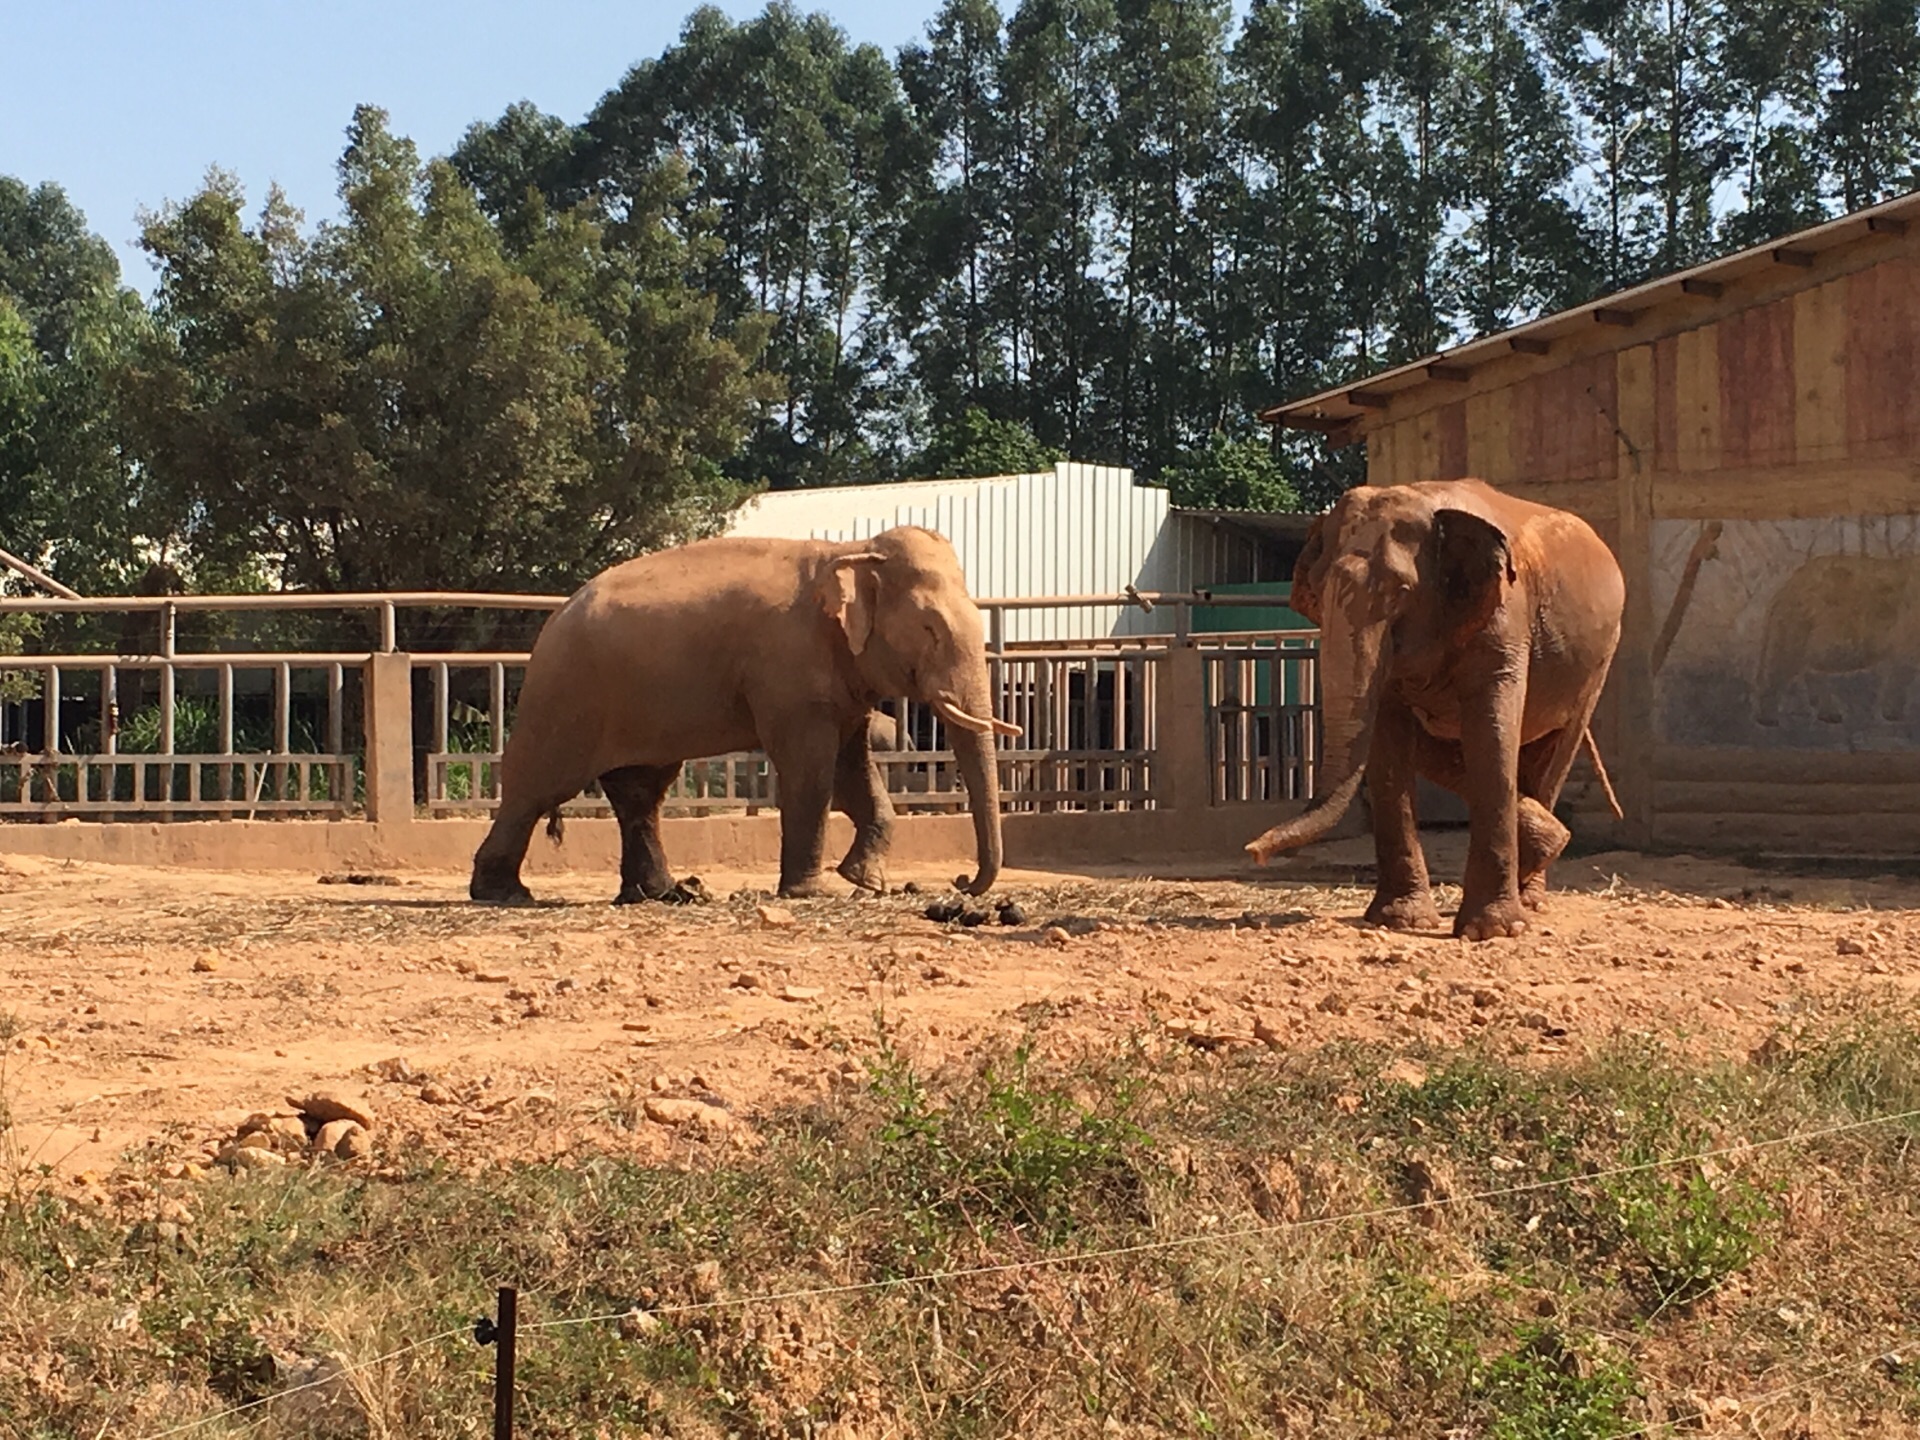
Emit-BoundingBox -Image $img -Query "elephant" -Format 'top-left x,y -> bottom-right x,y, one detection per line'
1243,479 -> 1626,941
866,708 -> 943,810
469,526 -> 1020,905
1752,553 -> 1920,727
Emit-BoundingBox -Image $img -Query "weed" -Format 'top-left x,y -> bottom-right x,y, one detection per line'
1475,1326 -> 1635,1440
1607,1160 -> 1777,1310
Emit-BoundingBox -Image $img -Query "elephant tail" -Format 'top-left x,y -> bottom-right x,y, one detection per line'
545,810 -> 566,845
1581,728 -> 1624,821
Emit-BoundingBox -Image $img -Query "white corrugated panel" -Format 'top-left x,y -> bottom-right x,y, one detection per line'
723,462 -> 1176,642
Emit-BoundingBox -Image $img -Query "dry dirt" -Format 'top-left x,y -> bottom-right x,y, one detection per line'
4,837 -> 1919,1188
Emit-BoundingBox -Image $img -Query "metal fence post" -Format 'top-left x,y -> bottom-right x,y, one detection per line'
364,651 -> 415,824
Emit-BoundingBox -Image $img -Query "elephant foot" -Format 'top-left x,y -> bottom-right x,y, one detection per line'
1364,891 -> 1443,932
614,883 -> 674,906
778,874 -> 839,900
836,856 -> 889,894
470,877 -> 535,907
1520,874 -> 1551,912
1454,896 -> 1529,942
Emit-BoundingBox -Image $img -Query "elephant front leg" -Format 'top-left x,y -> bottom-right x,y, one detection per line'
1363,698 -> 1442,932
832,729 -> 895,893
768,720 -> 839,899
600,764 -> 680,904
1455,678 -> 1528,941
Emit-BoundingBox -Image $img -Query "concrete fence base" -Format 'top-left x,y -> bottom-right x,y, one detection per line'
0,804 -> 1339,879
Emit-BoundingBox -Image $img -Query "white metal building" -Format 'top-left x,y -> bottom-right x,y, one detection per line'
723,461 -> 1300,642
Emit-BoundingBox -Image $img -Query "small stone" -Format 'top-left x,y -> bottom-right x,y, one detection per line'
780,985 -> 824,1002
314,1119 -> 368,1158
757,905 -> 797,929
192,952 -> 220,973
1316,991 -> 1350,1015
289,1092 -> 377,1129
1044,926 -> 1071,947
231,1146 -> 286,1170
265,1116 -> 312,1151
1837,936 -> 1866,956
732,973 -> 764,992
1518,1010 -> 1552,1030
645,1097 -> 737,1133
1252,1012 -> 1286,1049
691,1260 -> 722,1297
419,1083 -> 455,1105
474,970 -> 511,984
235,1130 -> 275,1151
619,1308 -> 662,1339
901,881 -> 922,895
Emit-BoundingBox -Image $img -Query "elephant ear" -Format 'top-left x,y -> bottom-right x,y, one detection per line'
1431,508 -> 1516,640
818,553 -> 885,654
1288,514 -> 1330,626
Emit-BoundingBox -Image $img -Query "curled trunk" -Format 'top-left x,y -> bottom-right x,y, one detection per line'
1246,613 -> 1388,863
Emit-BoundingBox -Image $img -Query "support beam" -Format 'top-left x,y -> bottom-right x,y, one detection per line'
1594,307 -> 1638,327
1679,278 -> 1723,298
1348,389 -> 1391,410
1509,336 -> 1552,356
1426,363 -> 1472,383
1772,246 -> 1815,267
0,547 -> 81,600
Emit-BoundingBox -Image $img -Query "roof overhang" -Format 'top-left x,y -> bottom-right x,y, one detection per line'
1261,189 -> 1920,433
1172,508 -> 1320,545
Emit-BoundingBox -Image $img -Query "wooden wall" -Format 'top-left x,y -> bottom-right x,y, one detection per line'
1362,244 -> 1920,854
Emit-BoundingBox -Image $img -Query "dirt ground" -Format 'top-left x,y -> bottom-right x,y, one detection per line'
4,836 -> 1919,1189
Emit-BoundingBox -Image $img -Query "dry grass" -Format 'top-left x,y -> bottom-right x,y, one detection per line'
5,1002 -> 1920,1438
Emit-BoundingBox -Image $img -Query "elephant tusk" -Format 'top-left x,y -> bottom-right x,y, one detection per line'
932,698 -> 1022,738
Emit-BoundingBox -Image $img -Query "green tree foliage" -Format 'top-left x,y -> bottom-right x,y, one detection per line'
11,0 -> 1920,596
1160,431 -> 1301,511
0,179 -> 154,592
907,405 -> 1063,479
122,108 -> 770,601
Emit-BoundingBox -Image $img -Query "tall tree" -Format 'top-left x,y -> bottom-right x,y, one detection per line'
122,108 -> 769,605
0,178 -> 153,592
1818,0 -> 1920,211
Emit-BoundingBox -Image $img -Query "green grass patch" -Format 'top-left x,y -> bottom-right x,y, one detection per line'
6,1012 -> 1920,1437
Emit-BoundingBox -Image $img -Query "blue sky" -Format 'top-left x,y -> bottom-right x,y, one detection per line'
2,1 -> 951,292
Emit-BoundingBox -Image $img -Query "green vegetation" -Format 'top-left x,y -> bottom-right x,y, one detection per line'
7,1011 -> 1920,1437
10,0 -> 1920,595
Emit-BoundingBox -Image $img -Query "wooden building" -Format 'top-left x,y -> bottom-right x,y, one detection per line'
1263,191 -> 1920,855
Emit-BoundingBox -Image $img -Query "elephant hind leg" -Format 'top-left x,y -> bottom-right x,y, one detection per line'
601,764 -> 680,904
834,727 -> 896,893
471,797 -> 550,904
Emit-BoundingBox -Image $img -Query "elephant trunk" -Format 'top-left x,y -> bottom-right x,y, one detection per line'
1246,611 -> 1388,863
932,670 -> 1010,895
950,723 -> 1004,895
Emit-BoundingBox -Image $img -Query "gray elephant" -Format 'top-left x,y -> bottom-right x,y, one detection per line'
470,526 -> 1020,905
1753,553 -> 1920,726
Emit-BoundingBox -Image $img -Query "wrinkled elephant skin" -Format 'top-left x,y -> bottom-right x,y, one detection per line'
469,527 -> 1017,905
1244,479 -> 1625,941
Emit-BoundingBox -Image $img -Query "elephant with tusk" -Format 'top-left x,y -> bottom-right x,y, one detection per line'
1245,479 -> 1625,941
469,526 -> 1020,906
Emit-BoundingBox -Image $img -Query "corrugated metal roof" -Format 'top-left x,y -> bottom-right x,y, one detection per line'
1262,187 -> 1920,433
725,463 -> 1172,640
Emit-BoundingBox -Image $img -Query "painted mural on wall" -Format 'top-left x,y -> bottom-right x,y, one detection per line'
1651,513 -> 1920,750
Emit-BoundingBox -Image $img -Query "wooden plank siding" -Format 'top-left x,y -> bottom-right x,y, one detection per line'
1354,235 -> 1920,855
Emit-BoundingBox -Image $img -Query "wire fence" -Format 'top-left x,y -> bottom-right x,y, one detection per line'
125,1105 -> 1920,1440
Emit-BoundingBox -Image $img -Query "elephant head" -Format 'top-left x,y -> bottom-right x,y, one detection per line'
818,527 -> 1019,894
1246,487 -> 1515,863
